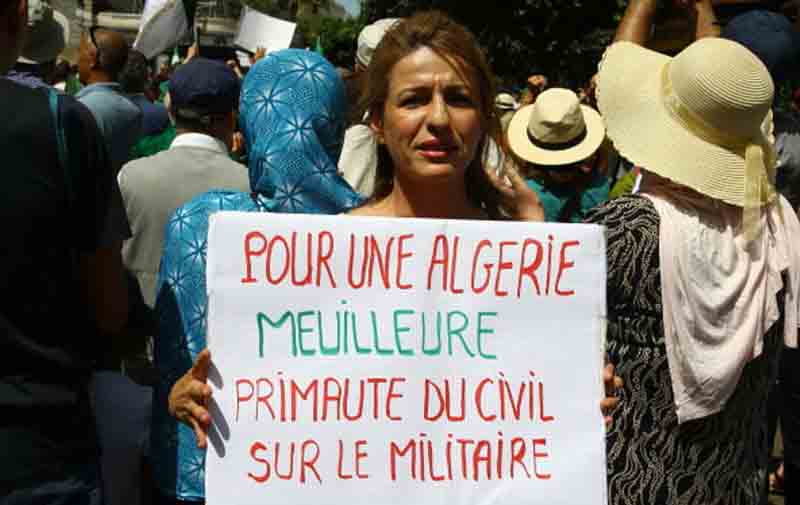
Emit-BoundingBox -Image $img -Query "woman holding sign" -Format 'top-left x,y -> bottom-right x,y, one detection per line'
167,12 -> 622,497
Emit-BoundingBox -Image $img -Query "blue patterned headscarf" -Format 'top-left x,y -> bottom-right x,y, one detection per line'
242,48 -> 362,212
151,49 -> 362,501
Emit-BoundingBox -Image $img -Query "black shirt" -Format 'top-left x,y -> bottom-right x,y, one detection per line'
0,79 -> 123,489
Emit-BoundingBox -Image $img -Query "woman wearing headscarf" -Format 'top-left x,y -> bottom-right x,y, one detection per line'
589,32 -> 800,505
150,49 -> 362,504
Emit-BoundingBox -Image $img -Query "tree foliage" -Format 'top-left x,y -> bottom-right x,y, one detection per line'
298,15 -> 365,67
362,0 -> 627,89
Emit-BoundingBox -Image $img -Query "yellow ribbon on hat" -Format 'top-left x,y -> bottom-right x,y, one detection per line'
660,64 -> 777,239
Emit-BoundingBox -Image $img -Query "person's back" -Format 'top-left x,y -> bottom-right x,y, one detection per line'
120,138 -> 249,307
76,28 -> 142,173
0,76 -> 128,503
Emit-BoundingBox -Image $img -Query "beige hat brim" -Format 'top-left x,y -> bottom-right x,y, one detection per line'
596,41 -> 772,207
506,103 -> 606,166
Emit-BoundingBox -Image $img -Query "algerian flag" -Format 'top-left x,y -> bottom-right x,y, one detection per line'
134,0 -> 197,59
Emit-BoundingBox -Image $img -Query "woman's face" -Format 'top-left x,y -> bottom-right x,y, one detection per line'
372,46 -> 483,185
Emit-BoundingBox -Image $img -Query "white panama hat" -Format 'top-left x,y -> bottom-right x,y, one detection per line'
596,38 -> 776,208
507,87 -> 606,167
18,0 -> 69,65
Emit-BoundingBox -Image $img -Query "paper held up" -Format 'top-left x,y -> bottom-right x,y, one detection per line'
234,7 -> 296,54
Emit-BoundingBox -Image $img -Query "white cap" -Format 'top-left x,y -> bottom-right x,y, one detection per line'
356,18 -> 400,68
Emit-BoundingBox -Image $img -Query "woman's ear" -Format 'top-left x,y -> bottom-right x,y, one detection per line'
369,106 -> 385,144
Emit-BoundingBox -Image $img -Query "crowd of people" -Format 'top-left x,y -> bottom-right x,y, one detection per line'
2,0 -> 800,504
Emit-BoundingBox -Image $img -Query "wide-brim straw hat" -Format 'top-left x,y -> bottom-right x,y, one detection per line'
507,87 -> 606,166
596,38 -> 776,208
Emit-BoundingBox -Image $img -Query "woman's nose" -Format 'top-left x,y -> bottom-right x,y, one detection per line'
426,92 -> 451,130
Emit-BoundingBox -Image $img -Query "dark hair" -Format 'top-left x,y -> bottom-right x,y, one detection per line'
46,60 -> 71,85
357,10 -> 504,218
119,49 -> 149,93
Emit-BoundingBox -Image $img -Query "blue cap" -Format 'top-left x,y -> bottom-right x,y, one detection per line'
169,57 -> 240,117
722,10 -> 800,84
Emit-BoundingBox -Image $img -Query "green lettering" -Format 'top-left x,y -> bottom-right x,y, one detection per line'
351,313 -> 372,355
297,310 -> 316,356
393,310 -> 414,356
319,311 -> 340,355
477,312 -> 498,360
422,312 -> 442,356
370,311 -> 394,356
257,311 -> 295,358
447,311 -> 474,357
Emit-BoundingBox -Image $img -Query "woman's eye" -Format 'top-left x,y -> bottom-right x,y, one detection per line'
400,96 -> 424,108
448,93 -> 474,106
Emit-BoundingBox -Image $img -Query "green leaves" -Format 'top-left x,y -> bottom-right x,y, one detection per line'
362,0 -> 625,87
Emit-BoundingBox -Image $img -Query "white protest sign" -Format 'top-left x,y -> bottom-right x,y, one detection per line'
234,7 -> 296,54
205,212 -> 608,505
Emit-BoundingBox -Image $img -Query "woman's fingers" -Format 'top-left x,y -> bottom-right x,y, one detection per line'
188,416 -> 209,449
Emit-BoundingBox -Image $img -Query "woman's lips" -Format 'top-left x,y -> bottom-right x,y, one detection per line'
417,142 -> 457,160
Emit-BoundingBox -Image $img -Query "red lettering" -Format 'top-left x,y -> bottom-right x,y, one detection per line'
266,235 -> 290,285
386,378 -> 405,421
389,440 -> 416,480
316,231 -> 336,288
532,439 -> 551,479
555,240 -> 579,296
256,378 -> 275,421
347,234 -> 368,289
290,232 -> 313,286
247,441 -> 270,483
241,232 -> 267,283
337,440 -> 353,480
426,235 -> 449,291
494,240 -> 517,297
539,382 -> 554,422
470,240 -> 493,294
396,234 -> 414,289
300,440 -> 322,484
475,378 -> 496,421
517,239 -> 543,297
355,440 -> 369,479
367,377 -> 387,420
510,437 -> 531,479
368,236 -> 393,288
236,379 -> 254,422
423,379 -> 445,421
448,236 -> 464,294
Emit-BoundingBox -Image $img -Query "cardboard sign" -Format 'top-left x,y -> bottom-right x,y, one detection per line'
234,7 -> 296,54
205,212 -> 608,505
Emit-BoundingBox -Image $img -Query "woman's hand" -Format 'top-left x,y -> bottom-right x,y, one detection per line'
601,362 -> 624,426
488,163 -> 545,222
169,349 -> 213,448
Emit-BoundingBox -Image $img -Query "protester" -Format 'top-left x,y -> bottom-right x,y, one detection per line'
120,49 -> 169,138
337,17 -> 401,196
591,9 -> 800,504
77,27 -> 143,174
506,87 -> 609,222
0,0 -> 130,500
5,0 -> 68,88
149,49 -> 361,504
721,8 -> 800,503
116,58 -> 249,505
495,92 -> 518,131
165,13 -> 620,471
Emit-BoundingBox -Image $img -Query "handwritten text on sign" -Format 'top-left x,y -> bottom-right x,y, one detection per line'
205,213 -> 607,505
